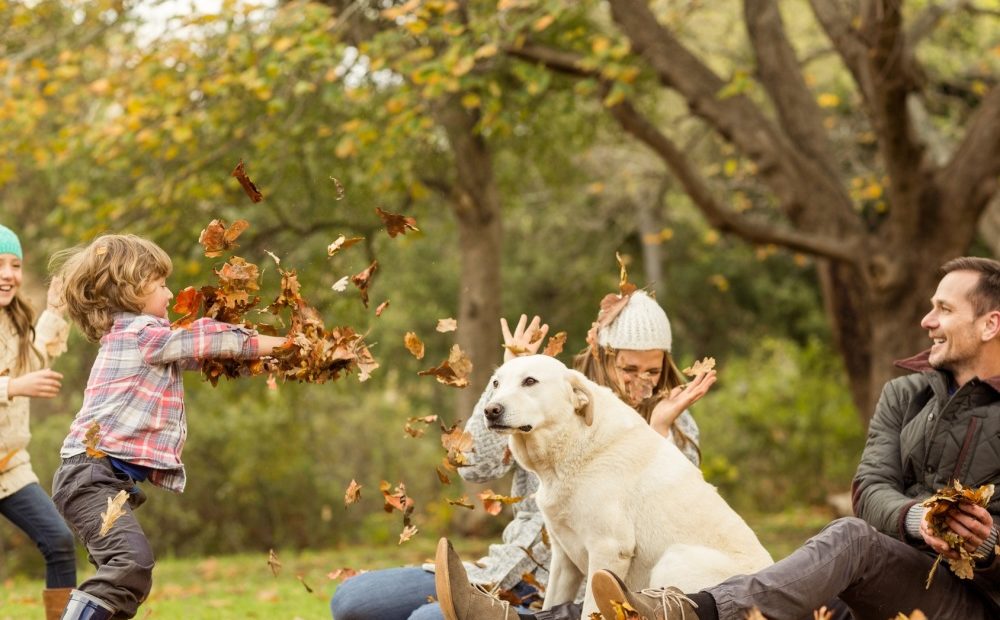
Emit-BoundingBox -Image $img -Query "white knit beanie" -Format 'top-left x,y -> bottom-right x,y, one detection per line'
597,291 -> 672,352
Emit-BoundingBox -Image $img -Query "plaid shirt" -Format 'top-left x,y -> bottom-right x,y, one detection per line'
61,313 -> 259,492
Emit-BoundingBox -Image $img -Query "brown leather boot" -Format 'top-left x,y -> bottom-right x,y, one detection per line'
42,588 -> 73,620
591,570 -> 700,620
435,537 -> 519,620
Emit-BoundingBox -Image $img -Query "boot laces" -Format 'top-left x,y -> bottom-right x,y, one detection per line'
473,583 -> 513,615
637,587 -> 699,619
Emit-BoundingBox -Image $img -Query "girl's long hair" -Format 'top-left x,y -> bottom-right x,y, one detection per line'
572,346 -> 699,460
3,292 -> 43,376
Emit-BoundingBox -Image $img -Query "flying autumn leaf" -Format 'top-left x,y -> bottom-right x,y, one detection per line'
332,276 -> 350,292
379,480 -> 415,526
170,286 -> 204,328
398,524 -> 419,545
352,260 -> 378,307
375,207 -> 419,238
264,250 -> 281,265
326,568 -> 359,581
436,466 -> 452,485
615,251 -> 637,296
198,219 -> 250,258
542,331 -> 567,357
478,490 -> 525,516
267,549 -> 281,576
330,177 -> 346,200
327,235 -> 364,257
418,344 -> 472,388
375,300 -> 390,317
98,490 -> 128,537
297,575 -> 313,593
404,332 -> 425,359
84,422 -> 107,458
923,481 -> 995,587
441,422 -> 474,468
344,479 -> 362,507
404,415 -> 438,438
447,495 -> 474,509
683,357 -> 717,377
0,449 -> 20,471
232,159 -> 263,202
436,318 -> 458,332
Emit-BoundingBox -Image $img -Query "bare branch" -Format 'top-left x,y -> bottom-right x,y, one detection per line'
807,0 -> 876,104
940,85 -> 1000,220
605,92 -> 859,263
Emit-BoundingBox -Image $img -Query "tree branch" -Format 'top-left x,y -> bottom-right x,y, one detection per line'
605,91 -> 859,263
807,0 -> 876,105
940,85 -> 1000,220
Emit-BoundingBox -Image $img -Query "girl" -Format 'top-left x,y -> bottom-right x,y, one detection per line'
0,224 -> 77,620
49,234 -> 289,620
331,290 -> 715,620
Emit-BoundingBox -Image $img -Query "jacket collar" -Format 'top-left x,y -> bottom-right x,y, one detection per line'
895,349 -> 1000,393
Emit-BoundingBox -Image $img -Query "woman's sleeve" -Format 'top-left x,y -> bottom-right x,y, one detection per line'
33,310 -> 70,364
674,410 -> 701,467
458,379 -> 514,483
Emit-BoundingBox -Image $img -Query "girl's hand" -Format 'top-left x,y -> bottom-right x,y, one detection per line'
500,315 -> 549,362
46,275 -> 66,317
649,370 -> 717,437
8,369 -> 63,399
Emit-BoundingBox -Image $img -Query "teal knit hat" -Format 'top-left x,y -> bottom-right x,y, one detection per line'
0,225 -> 22,259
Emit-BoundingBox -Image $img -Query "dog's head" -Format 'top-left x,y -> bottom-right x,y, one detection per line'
483,355 -> 594,434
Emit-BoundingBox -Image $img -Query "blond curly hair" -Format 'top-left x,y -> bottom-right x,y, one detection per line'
52,234 -> 172,342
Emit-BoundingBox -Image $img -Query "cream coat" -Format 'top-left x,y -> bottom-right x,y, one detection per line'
0,309 -> 68,498
484,355 -> 772,618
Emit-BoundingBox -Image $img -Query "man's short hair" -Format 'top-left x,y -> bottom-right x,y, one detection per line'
941,256 -> 1000,316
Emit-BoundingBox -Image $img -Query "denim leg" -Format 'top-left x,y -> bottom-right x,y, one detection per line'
707,517 -> 997,620
52,457 -> 154,619
0,482 -> 77,587
330,566 -> 437,620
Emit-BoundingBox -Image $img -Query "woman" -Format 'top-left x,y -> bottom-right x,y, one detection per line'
0,224 -> 76,620
330,290 -> 713,620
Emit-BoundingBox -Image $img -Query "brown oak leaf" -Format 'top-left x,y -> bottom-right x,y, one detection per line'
199,219 -> 250,258
232,159 -> 263,202
375,207 -> 419,238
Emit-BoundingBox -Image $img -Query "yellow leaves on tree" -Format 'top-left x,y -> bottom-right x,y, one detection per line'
98,490 -> 128,537
418,344 -> 472,388
923,480 -> 995,588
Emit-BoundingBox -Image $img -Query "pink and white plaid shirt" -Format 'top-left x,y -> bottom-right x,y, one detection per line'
61,313 -> 259,492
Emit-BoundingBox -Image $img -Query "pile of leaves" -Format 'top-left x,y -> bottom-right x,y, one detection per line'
922,480 -> 995,587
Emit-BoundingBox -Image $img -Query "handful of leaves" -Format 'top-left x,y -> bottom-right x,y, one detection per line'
922,480 -> 995,588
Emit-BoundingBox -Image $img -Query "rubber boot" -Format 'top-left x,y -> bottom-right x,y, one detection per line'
59,590 -> 114,620
43,588 -> 73,620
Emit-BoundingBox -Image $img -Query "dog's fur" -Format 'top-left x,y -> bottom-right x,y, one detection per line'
484,355 -> 773,617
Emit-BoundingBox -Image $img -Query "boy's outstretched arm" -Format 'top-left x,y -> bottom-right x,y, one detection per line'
256,335 -> 290,356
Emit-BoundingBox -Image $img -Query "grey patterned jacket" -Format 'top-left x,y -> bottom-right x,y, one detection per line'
457,382 -> 701,591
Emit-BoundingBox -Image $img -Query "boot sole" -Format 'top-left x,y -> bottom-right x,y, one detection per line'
591,569 -> 633,620
435,538 -> 460,620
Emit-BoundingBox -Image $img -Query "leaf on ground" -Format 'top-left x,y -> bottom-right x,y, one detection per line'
351,260 -> 378,307
199,219 -> 250,258
683,357 -> 717,377
267,549 -> 281,576
84,422 -> 107,458
344,479 -> 362,506
436,318 -> 457,332
418,344 -> 472,388
542,331 -> 567,357
98,490 -> 128,537
375,207 -> 419,238
478,489 -> 524,516
231,159 -> 263,202
404,332 -> 425,360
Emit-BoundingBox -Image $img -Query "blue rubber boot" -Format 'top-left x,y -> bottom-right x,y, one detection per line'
60,590 -> 114,620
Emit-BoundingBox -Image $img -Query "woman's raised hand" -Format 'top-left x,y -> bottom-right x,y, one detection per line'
500,314 -> 549,362
649,369 -> 717,437
7,369 -> 63,400
46,275 -> 66,317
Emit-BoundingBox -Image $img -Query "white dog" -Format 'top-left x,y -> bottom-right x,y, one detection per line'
483,355 -> 772,617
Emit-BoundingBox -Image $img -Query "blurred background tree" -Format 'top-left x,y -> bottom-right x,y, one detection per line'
0,0 -> 995,577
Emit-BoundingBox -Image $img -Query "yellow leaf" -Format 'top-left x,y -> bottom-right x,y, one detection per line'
452,56 -> 475,77
709,274 -> 730,292
533,14 -> 555,31
474,43 -> 499,59
335,137 -> 357,159
460,92 -> 481,109
817,93 -> 840,108
592,36 -> 611,54
703,230 -> 720,245
405,19 -> 428,35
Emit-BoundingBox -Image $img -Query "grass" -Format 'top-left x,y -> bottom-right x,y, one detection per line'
0,507 -> 834,619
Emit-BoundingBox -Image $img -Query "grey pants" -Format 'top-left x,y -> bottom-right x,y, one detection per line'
708,517 -> 998,620
52,454 -> 154,619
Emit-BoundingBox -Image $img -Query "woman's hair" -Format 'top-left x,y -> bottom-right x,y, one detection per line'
52,234 -> 172,342
572,345 -> 699,460
3,292 -> 43,376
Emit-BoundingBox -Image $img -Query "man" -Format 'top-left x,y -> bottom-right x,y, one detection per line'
436,257 -> 1000,620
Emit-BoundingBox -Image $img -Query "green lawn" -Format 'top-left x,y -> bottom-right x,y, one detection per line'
0,508 -> 833,619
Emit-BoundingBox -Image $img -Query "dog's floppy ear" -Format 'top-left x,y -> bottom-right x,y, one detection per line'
566,369 -> 594,426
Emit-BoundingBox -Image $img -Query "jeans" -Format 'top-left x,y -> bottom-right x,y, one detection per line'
707,517 -> 999,620
330,566 -> 544,620
0,482 -> 77,587
53,454 -> 154,619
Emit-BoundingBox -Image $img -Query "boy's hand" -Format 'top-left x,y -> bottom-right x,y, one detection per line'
8,369 -> 63,399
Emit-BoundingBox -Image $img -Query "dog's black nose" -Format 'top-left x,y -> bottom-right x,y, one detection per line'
485,403 -> 504,421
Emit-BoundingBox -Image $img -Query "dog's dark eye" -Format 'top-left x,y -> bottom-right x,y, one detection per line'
522,377 -> 537,387
492,379 -> 498,388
